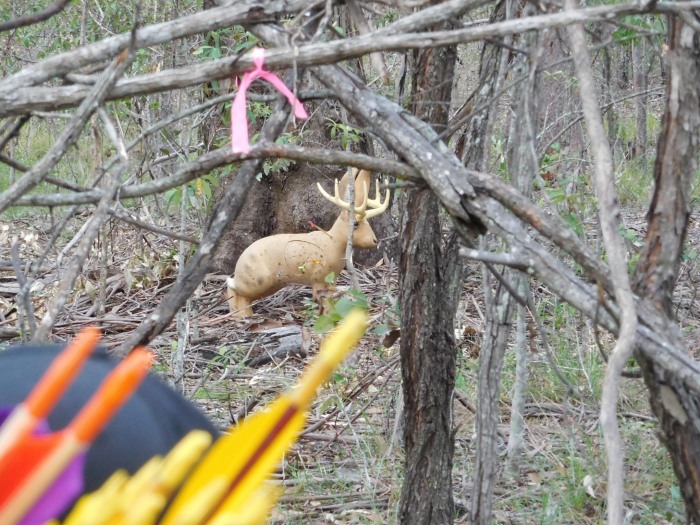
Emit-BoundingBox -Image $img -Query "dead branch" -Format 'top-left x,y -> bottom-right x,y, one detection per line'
13,145 -> 420,208
108,208 -> 200,245
0,0 -> 72,33
459,247 -> 531,270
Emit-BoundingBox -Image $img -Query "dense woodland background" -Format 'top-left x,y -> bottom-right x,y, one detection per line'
1,0 -> 700,523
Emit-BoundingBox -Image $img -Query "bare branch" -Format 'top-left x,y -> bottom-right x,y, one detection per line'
458,247 -> 531,269
12,145 -> 420,208
108,208 -> 200,245
0,0 -> 71,33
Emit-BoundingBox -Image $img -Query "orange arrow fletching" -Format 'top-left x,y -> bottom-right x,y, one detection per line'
25,327 -> 101,419
70,348 -> 153,443
0,327 -> 100,463
0,346 -> 154,525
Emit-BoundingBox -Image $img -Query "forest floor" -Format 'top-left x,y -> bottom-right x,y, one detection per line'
1,208 -> 699,524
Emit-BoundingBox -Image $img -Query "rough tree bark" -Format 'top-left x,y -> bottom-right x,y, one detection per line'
633,11 -> 700,523
398,15 -> 463,525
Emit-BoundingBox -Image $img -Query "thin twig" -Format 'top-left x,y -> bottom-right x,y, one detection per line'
566,2 -> 639,522
459,247 -> 531,269
109,207 -> 199,245
0,0 -> 71,33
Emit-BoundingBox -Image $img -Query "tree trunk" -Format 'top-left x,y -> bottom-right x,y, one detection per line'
632,38 -> 647,157
470,5 -> 539,520
602,46 -> 618,153
633,12 -> 700,523
633,18 -> 699,317
398,16 -> 462,525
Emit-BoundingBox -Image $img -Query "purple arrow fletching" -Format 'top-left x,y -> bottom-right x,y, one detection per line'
1,406 -> 85,525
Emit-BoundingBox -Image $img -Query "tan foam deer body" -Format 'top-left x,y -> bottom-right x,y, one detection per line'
226,169 -> 390,317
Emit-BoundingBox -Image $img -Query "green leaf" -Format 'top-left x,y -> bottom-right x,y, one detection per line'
335,295 -> 362,317
347,289 -> 369,308
200,179 -> 212,199
314,315 -> 336,334
670,486 -> 681,501
373,324 -> 391,336
166,188 -> 182,206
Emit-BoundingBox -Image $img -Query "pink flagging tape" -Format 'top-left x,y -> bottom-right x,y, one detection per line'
231,48 -> 308,154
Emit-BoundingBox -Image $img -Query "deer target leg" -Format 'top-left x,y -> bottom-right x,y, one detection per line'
226,278 -> 254,317
312,282 -> 335,315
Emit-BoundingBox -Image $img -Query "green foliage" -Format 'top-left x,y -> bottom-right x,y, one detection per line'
542,178 -> 595,239
612,15 -> 665,45
326,119 -> 363,150
372,295 -> 400,337
309,288 -> 369,334
376,9 -> 398,26
253,132 -> 302,181
194,26 -> 258,62
331,24 -> 347,37
165,173 -> 219,212
491,135 -> 508,178
205,345 -> 247,375
616,159 -> 654,206
193,28 -> 233,61
682,242 -> 698,262
540,143 -> 563,176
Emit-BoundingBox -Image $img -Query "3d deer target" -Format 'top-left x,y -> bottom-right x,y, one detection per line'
226,168 -> 390,317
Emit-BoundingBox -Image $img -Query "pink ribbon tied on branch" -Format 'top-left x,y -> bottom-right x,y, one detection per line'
231,47 -> 308,154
